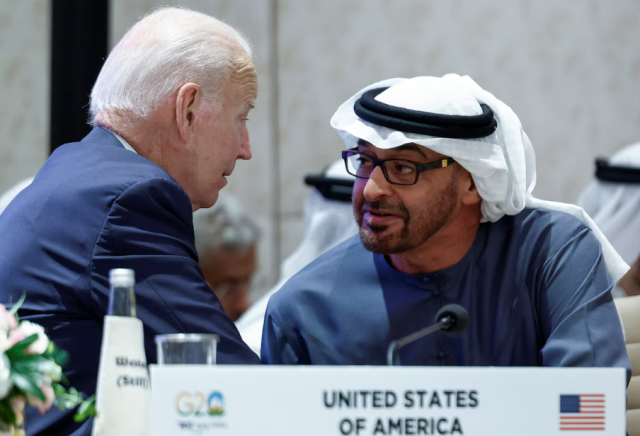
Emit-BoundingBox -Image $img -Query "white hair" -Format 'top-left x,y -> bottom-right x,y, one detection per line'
193,192 -> 260,255
90,7 -> 252,124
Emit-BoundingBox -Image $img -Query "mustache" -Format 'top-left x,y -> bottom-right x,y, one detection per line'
360,200 -> 409,219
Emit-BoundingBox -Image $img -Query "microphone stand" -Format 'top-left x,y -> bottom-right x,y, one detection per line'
386,316 -> 454,366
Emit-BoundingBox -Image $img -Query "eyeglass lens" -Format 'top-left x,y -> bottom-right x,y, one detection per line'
345,152 -> 418,185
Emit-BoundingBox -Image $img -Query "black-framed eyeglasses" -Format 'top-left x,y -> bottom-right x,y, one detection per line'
342,150 -> 456,186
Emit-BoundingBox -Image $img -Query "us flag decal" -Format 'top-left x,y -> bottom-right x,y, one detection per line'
560,394 -> 606,431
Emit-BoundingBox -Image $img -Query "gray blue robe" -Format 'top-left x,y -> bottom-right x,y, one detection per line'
261,208 -> 631,379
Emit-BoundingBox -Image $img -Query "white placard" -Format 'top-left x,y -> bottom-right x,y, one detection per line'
150,365 -> 625,436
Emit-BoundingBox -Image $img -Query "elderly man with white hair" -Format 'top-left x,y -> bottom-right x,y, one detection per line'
0,7 -> 259,435
262,75 -> 631,378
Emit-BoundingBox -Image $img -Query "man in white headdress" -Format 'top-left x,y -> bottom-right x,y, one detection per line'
578,143 -> 640,297
261,74 -> 630,376
236,160 -> 357,354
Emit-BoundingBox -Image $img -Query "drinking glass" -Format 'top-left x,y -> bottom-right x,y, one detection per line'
155,334 -> 219,365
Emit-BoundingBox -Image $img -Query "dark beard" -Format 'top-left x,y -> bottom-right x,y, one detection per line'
356,176 -> 459,255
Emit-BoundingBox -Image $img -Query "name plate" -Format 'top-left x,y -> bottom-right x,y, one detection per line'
150,366 -> 625,436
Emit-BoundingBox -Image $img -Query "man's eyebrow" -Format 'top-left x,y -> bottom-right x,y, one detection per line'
357,140 -> 429,159
393,143 -> 428,159
356,139 -> 370,148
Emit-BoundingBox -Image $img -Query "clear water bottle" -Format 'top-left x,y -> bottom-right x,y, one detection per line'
108,268 -> 137,317
94,268 -> 150,436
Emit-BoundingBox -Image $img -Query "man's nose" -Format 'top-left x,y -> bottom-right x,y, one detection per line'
363,166 -> 392,201
238,128 -> 252,160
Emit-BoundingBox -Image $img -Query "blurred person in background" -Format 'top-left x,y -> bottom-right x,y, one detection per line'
0,7 -> 259,435
236,160 -> 358,354
193,192 -> 260,321
578,143 -> 640,297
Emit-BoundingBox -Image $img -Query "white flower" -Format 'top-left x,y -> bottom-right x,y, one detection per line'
0,354 -> 13,400
17,321 -> 49,355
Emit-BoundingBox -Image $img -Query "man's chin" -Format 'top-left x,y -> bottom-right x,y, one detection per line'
359,227 -> 401,255
197,190 -> 221,210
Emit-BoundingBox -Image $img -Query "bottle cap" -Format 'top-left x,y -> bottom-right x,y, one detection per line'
109,268 -> 135,287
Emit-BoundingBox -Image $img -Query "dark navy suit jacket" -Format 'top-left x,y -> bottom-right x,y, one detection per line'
0,128 -> 259,435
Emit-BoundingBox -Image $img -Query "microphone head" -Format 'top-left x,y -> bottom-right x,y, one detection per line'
436,304 -> 469,335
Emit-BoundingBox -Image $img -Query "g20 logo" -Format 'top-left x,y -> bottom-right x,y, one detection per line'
175,391 -> 225,417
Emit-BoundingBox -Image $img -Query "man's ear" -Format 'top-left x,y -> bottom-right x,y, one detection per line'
459,167 -> 482,205
175,83 -> 202,142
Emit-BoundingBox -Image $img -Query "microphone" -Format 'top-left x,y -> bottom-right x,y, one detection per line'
386,304 -> 469,366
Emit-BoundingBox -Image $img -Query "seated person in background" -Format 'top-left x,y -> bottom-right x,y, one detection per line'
193,192 -> 260,321
262,74 -> 631,377
236,160 -> 358,354
0,7 -> 260,435
578,142 -> 640,297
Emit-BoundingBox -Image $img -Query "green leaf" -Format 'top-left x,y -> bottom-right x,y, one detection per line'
11,354 -> 59,375
74,395 -> 97,422
42,343 -> 69,367
52,383 -> 87,411
8,292 -> 26,316
10,371 -> 45,401
0,398 -> 17,430
52,382 -> 66,397
53,349 -> 70,367
56,392 -> 80,409
41,341 -> 56,359
5,333 -> 39,361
